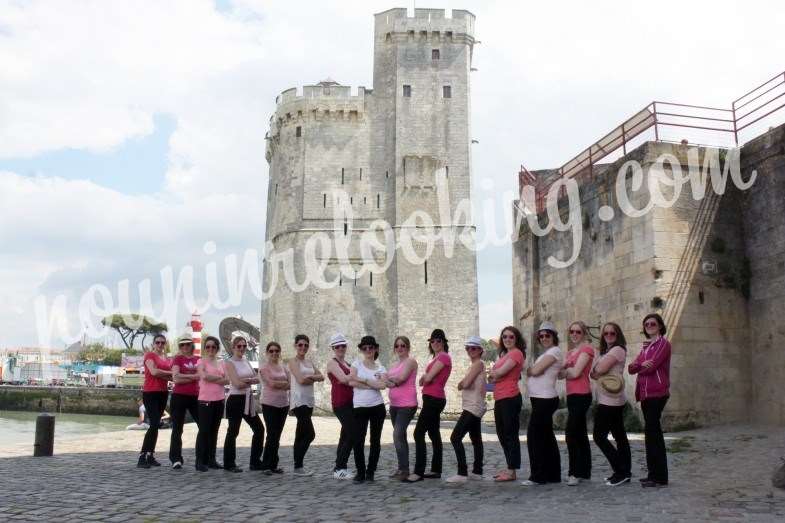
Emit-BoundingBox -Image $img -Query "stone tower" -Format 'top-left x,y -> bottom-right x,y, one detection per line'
262,8 -> 479,412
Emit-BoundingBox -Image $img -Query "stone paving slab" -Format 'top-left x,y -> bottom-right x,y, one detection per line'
1,417 -> 784,522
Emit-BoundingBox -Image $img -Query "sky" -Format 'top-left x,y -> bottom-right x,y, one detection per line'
0,0 -> 783,349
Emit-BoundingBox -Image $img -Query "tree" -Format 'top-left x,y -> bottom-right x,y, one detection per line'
77,343 -> 141,366
101,314 -> 168,351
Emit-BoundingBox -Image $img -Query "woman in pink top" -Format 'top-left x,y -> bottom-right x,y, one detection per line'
259,341 -> 290,475
559,320 -> 595,485
629,313 -> 672,487
137,333 -> 172,469
195,336 -> 228,472
488,326 -> 526,482
404,328 -> 452,483
384,336 -> 418,481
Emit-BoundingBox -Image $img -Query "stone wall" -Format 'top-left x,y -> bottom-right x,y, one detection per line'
0,386 -> 141,416
740,125 -> 785,424
513,127 -> 785,428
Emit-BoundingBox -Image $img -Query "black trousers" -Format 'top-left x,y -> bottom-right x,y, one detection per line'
565,393 -> 592,479
223,394 -> 264,469
261,405 -> 288,470
450,410 -> 483,476
527,397 -> 561,483
141,391 -> 168,453
333,403 -> 355,471
352,403 -> 386,477
413,394 -> 447,476
494,394 -> 522,470
195,399 -> 223,466
169,393 -> 199,464
292,405 -> 315,469
642,396 -> 669,483
593,404 -> 631,477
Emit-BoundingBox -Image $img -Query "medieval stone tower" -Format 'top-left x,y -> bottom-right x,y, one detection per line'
261,8 -> 479,411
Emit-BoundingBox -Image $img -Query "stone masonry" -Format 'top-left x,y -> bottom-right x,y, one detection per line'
513,124 -> 785,428
261,8 -> 480,413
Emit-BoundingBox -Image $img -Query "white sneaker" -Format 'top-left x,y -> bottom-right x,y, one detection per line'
567,475 -> 580,486
520,480 -> 540,486
293,468 -> 313,477
445,474 -> 468,483
171,461 -> 183,469
468,472 -> 484,481
333,469 -> 352,480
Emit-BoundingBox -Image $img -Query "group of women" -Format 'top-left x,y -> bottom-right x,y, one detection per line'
136,313 -> 672,488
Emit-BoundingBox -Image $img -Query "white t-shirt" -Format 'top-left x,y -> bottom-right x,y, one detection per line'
594,346 -> 627,407
527,346 -> 563,399
352,360 -> 386,408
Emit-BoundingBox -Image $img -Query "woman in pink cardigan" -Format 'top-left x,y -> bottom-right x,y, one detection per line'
628,313 -> 671,487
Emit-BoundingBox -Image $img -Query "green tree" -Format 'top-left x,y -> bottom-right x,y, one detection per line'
101,314 -> 168,351
77,343 -> 141,365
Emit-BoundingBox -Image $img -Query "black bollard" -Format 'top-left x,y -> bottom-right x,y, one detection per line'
33,413 -> 55,457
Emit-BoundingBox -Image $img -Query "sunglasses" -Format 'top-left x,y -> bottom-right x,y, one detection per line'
267,349 -> 280,354
644,321 -> 659,328
430,338 -> 444,343
602,331 -> 617,337
296,342 -> 310,347
205,345 -> 219,350
179,342 -> 194,347
501,334 -> 516,340
332,344 -> 347,350
569,329 -> 583,335
394,343 -> 407,348
538,333 -> 552,339
154,341 -> 166,345
465,346 -> 481,351
360,346 -> 376,352
235,344 -> 248,349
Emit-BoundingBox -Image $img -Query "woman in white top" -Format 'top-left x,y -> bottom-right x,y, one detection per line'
445,336 -> 487,483
287,334 -> 324,476
223,336 -> 264,473
348,335 -> 387,483
591,322 -> 632,486
523,321 -> 563,485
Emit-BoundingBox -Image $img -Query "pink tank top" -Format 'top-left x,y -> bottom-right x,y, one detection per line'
388,359 -> 417,407
198,358 -> 226,402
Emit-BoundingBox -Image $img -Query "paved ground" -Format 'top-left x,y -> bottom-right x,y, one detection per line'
1,416 -> 784,522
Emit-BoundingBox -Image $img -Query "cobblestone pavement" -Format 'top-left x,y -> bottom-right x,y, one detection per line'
1,416 -> 784,522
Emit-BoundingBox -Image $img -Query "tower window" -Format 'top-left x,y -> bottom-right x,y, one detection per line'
403,85 -> 411,98
376,193 -> 380,208
275,183 -> 278,196
296,126 -> 301,137
341,167 -> 345,185
323,193 -> 326,208
432,49 -> 440,60
344,222 -> 348,235
446,166 -> 449,178
424,261 -> 429,285
443,85 -> 452,98
359,168 -> 362,180
370,273 -> 373,287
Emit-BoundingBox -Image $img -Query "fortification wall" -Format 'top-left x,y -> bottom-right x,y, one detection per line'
513,141 -> 754,429
740,124 -> 785,424
0,386 -> 140,416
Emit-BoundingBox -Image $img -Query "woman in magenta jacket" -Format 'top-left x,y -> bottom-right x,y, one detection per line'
628,313 -> 671,487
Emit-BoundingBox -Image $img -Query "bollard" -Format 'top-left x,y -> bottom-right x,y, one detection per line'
33,413 -> 55,457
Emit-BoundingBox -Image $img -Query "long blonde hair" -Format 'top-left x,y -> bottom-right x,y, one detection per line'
567,321 -> 591,350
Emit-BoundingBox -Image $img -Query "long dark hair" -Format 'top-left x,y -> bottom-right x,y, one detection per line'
427,337 -> 449,356
598,322 -> 627,355
498,326 -> 526,357
642,313 -> 667,339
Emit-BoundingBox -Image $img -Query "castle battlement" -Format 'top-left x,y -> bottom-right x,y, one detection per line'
374,7 -> 475,38
271,84 -> 368,128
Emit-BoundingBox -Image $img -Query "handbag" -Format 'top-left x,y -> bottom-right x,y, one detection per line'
597,373 -> 624,394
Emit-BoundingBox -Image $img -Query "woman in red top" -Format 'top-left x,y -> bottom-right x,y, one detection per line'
325,333 -> 355,480
404,328 -> 452,483
169,334 -> 201,469
137,333 -> 173,469
488,325 -> 525,482
559,321 -> 595,485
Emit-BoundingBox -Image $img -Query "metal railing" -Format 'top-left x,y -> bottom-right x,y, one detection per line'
520,70 -> 785,213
